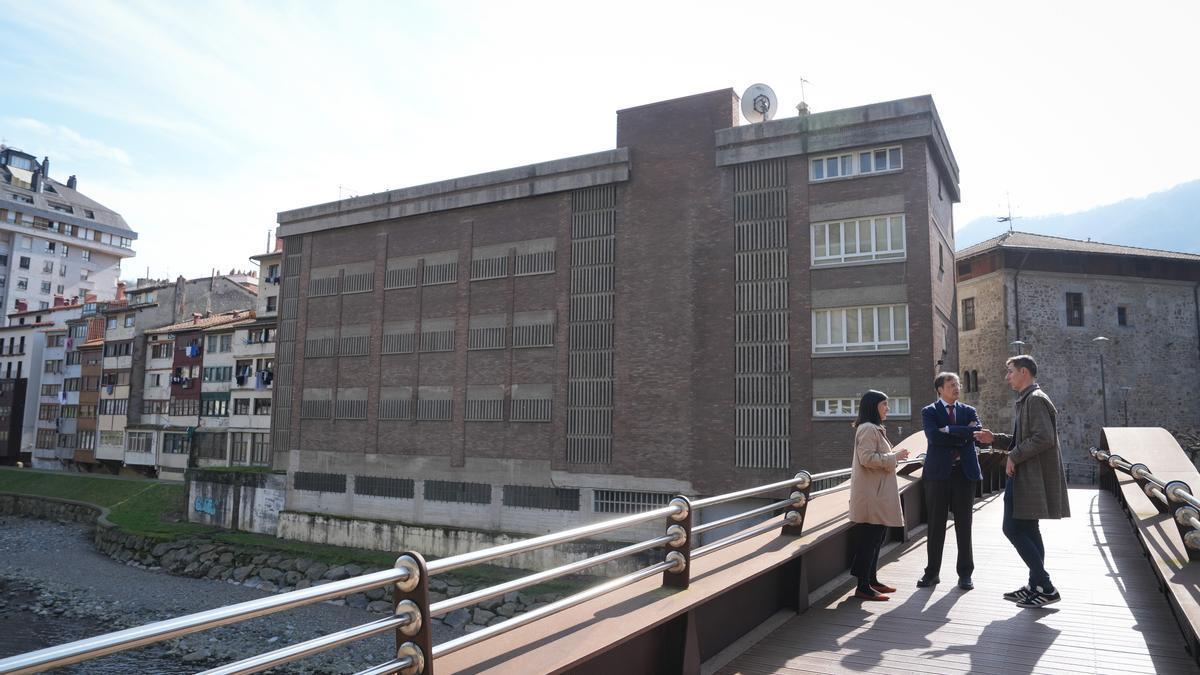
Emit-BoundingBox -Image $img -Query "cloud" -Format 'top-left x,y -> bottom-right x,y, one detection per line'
2,116 -> 131,165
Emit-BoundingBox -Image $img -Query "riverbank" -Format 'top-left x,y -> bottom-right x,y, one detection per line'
0,517 -> 445,673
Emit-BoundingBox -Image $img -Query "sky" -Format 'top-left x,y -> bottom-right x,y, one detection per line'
0,1 -> 1197,281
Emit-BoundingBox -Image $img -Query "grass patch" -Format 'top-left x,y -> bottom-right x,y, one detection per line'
0,467 -> 214,539
0,467 -> 600,595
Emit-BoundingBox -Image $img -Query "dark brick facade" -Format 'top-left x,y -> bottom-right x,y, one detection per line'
276,89 -> 960,509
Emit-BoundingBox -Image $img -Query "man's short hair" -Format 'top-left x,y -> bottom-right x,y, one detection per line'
933,372 -> 960,392
1006,354 -> 1038,377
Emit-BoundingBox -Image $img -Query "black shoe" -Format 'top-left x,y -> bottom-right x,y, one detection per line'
916,575 -> 939,588
1003,585 -> 1034,603
1016,586 -> 1061,609
958,577 -> 974,590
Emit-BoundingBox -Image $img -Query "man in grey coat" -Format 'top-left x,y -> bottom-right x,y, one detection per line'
974,355 -> 1070,608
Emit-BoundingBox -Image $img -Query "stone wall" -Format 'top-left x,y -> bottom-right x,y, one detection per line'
959,269 -> 1200,483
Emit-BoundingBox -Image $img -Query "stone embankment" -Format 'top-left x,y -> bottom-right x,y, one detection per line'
1,493 -> 567,634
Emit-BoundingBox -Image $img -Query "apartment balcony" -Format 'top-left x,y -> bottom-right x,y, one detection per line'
124,450 -> 155,466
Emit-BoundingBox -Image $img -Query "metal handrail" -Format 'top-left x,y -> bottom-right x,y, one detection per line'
1091,447 -> 1200,512
429,533 -> 676,617
690,473 -> 808,510
0,453 -> 920,675
1090,447 -> 1200,551
200,614 -> 413,675
425,501 -> 684,575
692,497 -> 795,535
431,559 -> 676,659
0,567 -> 412,675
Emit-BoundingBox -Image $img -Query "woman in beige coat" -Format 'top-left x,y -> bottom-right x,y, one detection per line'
848,390 -> 910,601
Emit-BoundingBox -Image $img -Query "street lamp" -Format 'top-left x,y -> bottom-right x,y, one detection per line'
1011,339 -> 1027,354
1092,336 -> 1111,427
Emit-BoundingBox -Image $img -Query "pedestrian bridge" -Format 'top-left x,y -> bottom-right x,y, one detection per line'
2,428 -> 1199,674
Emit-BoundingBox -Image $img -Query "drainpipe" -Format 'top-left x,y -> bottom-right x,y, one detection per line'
1012,251 -> 1031,346
1194,282 -> 1200,362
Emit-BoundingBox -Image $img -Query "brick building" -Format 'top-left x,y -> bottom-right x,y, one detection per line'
272,89 -> 961,536
956,231 -> 1200,482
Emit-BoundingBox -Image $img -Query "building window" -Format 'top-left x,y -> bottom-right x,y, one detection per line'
151,343 -> 173,359
18,256 -> 29,269
202,366 -> 233,382
938,244 -> 945,273
39,281 -> 51,294
814,397 -> 912,418
81,250 -> 91,262
16,277 -> 27,290
1117,306 -> 1128,326
266,296 -> 277,312
233,398 -> 250,415
810,146 -> 902,181
127,432 -> 154,454
811,215 -> 905,265
163,433 -> 190,454
42,260 -> 54,274
98,399 -> 128,415
253,398 -> 271,416
812,304 -> 909,354
294,472 -> 346,494
169,398 -> 200,416
1066,292 -> 1084,327
123,313 -> 135,327
962,297 -> 976,331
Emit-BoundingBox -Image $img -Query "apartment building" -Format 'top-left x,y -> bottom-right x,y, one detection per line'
65,313 -> 106,467
956,231 -> 1200,482
272,89 -> 960,537
133,309 -> 254,480
0,145 -> 137,312
1,301 -> 84,467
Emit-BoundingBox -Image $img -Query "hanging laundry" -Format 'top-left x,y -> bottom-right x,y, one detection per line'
263,370 -> 273,386
255,371 -> 266,391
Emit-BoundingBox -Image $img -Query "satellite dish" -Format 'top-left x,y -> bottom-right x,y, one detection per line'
741,83 -> 778,123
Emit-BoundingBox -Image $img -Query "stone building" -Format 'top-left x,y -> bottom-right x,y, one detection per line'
271,88 -> 961,540
956,231 -> 1200,482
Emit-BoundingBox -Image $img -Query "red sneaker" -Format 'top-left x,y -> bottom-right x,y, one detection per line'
854,589 -> 890,601
870,582 -> 897,594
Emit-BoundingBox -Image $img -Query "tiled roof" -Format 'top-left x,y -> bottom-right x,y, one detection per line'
957,231 -> 1200,263
145,309 -> 256,335
203,316 -> 258,332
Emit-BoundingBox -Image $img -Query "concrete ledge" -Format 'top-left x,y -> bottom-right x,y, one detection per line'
277,148 -> 630,237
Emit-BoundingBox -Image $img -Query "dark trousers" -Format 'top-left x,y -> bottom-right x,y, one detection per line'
850,523 -> 887,590
923,465 -> 977,579
1002,477 -> 1052,590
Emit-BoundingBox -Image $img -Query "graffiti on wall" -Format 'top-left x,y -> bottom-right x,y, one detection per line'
194,496 -> 220,516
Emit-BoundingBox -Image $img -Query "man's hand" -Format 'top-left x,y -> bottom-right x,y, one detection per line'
1006,457 -> 1016,477
895,448 -> 911,461
973,429 -> 994,444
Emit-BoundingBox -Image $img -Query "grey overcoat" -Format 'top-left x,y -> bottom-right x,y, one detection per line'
992,384 -> 1071,520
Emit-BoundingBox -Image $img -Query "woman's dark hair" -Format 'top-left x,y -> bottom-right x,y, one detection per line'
854,390 -> 888,427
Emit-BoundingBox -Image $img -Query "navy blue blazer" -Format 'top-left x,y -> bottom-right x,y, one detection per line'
921,400 -> 983,481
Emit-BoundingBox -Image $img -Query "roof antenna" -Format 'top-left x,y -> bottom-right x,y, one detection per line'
796,76 -> 813,115
996,192 -> 1020,232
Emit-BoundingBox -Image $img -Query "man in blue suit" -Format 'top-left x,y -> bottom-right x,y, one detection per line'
917,372 -> 983,590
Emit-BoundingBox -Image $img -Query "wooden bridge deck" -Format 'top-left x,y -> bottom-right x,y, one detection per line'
717,488 -> 1200,675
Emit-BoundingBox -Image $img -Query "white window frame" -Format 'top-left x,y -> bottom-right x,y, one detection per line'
813,397 -> 912,418
811,214 -> 906,266
810,145 -> 903,182
812,304 -> 909,354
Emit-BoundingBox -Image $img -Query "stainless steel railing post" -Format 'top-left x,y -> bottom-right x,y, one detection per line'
662,496 -> 693,589
392,553 -> 431,675
781,471 -> 811,536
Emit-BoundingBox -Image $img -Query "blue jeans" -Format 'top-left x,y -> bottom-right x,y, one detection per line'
1002,477 -> 1052,590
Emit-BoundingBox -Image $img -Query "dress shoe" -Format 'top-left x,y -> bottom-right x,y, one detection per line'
854,589 -> 890,601
958,576 -> 974,590
916,575 -> 939,588
870,582 -> 897,594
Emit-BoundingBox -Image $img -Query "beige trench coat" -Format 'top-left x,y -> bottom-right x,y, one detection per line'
848,422 -> 905,528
